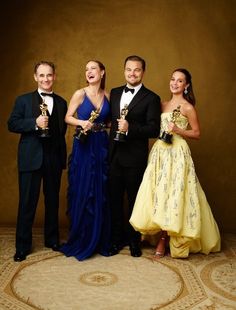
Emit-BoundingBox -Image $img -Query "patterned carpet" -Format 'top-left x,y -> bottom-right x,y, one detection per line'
0,228 -> 235,310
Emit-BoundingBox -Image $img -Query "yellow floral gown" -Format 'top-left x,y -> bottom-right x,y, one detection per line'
130,112 -> 221,258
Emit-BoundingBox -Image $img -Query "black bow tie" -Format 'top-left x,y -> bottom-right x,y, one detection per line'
124,86 -> 135,94
41,92 -> 54,97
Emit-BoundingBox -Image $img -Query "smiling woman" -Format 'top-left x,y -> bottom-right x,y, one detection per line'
130,68 -> 221,259
60,60 -> 111,261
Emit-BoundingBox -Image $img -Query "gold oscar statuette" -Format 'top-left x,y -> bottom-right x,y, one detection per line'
74,109 -> 100,143
159,105 -> 181,144
38,101 -> 50,138
114,104 -> 129,143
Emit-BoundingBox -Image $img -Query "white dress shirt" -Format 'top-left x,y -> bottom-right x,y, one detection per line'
120,83 -> 142,113
38,89 -> 54,115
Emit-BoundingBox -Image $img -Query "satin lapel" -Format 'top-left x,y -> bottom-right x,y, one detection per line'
32,91 -> 41,117
127,85 -> 148,112
54,95 -> 64,133
113,87 -> 124,118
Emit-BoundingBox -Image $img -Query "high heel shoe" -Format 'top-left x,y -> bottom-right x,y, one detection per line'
154,237 -> 166,258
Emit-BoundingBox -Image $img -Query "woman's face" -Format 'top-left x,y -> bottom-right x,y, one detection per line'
85,61 -> 104,84
169,71 -> 188,95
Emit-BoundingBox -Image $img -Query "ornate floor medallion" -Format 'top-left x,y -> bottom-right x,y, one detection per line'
9,254 -> 182,310
79,271 -> 118,286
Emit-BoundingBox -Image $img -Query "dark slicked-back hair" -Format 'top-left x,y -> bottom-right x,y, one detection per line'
87,60 -> 106,90
34,61 -> 56,74
173,68 -> 196,106
124,55 -> 146,71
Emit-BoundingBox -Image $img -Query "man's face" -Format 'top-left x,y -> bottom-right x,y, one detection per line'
124,60 -> 144,87
34,64 -> 55,92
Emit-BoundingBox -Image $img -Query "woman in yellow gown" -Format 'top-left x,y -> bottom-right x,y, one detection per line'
129,69 -> 221,258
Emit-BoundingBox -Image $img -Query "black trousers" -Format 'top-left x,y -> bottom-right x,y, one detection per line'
109,155 -> 145,246
16,151 -> 62,252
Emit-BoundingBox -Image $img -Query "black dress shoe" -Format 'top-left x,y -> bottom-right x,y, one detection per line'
107,244 -> 123,256
129,245 -> 142,257
45,243 -> 61,251
14,251 -> 29,262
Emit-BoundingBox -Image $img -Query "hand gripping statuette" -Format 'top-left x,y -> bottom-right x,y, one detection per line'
74,109 -> 100,143
114,104 -> 129,143
159,105 -> 181,144
38,100 -> 50,138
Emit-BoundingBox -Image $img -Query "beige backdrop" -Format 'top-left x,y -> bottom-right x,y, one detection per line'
0,0 -> 235,232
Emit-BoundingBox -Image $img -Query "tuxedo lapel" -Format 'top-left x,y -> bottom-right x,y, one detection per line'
54,94 -> 64,133
32,91 -> 41,117
113,87 -> 124,118
112,85 -> 148,116
128,85 -> 148,112
32,91 -> 64,134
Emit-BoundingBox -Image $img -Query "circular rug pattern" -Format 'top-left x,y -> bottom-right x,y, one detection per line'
79,271 -> 118,286
200,259 -> 236,301
11,254 -> 183,310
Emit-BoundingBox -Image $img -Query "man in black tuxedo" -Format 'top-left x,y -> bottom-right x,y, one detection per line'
108,55 -> 161,257
8,61 -> 67,262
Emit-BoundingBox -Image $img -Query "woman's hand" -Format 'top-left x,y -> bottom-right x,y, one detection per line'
81,120 -> 93,132
168,122 -> 177,133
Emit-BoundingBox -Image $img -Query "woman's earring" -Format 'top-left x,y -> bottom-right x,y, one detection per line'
184,88 -> 188,95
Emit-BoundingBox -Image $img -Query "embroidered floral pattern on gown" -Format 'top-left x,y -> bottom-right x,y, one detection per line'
130,112 -> 221,258
60,95 -> 110,260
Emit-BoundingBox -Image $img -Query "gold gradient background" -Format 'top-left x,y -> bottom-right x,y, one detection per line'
0,0 -> 235,233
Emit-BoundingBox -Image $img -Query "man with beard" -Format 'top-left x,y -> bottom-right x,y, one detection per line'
108,55 -> 161,257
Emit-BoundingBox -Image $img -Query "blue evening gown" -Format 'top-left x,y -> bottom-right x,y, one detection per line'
60,94 -> 110,260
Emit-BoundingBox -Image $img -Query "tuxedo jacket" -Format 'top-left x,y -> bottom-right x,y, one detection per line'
109,85 -> 161,167
8,90 -> 67,172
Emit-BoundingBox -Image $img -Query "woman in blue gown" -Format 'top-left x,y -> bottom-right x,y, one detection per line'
60,60 -> 110,260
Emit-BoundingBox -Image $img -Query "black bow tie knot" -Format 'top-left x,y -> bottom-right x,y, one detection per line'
124,86 -> 135,94
41,92 -> 54,97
